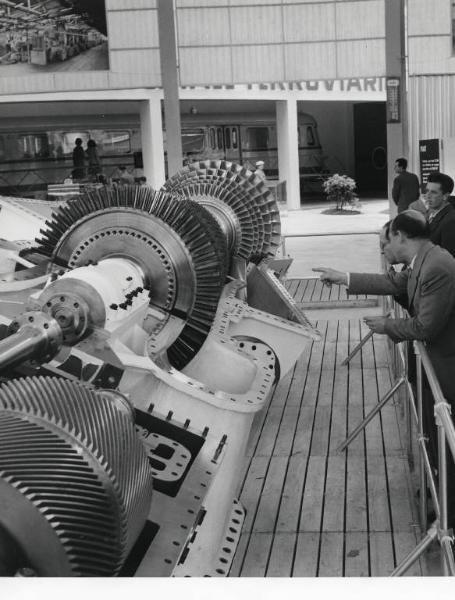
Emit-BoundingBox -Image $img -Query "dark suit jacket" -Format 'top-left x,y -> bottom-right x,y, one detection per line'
392,171 -> 420,213
348,242 -> 455,403
428,203 -> 455,258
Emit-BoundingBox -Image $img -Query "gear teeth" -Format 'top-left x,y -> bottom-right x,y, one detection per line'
0,376 -> 153,576
162,160 -> 281,260
35,186 -> 226,370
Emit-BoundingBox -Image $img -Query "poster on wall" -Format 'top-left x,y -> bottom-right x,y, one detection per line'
0,0 -> 108,74
419,139 -> 440,186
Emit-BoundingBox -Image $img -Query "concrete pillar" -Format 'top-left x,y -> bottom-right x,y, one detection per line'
139,97 -> 165,189
385,0 -> 407,216
276,98 -> 300,211
157,0 -> 183,177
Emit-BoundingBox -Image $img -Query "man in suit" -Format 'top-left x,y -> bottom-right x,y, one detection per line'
392,157 -> 420,213
314,210 -> 455,527
424,172 -> 455,258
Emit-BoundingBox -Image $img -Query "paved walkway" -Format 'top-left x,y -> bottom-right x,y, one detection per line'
279,199 -> 391,279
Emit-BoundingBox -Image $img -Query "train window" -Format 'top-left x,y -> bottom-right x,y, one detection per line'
0,137 -> 5,161
18,133 -> 50,159
225,127 -> 231,149
210,128 -> 216,150
217,128 -> 223,149
62,132 -> 90,155
181,128 -> 205,153
306,126 -> 316,146
99,130 -> 131,155
245,127 -> 269,150
232,128 -> 238,149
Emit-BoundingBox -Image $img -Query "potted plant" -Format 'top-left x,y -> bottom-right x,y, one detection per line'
322,173 -> 359,212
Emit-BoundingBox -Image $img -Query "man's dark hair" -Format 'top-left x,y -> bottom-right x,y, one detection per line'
382,219 -> 392,241
395,157 -> 408,169
427,172 -> 455,195
390,211 -> 429,239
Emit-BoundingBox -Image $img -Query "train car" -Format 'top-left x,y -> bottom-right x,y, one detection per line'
0,111 -> 327,197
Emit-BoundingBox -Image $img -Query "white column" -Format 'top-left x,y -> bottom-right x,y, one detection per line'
139,97 -> 166,189
276,98 -> 300,211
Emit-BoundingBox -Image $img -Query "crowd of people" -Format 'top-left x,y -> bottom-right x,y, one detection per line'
314,159 -> 455,534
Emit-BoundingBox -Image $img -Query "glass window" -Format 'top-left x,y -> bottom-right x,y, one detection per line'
225,127 -> 231,149
18,133 -> 50,159
232,127 -> 238,149
244,127 -> 269,150
181,128 -> 205,153
98,130 -> 131,155
306,126 -> 315,146
217,128 -> 223,150
210,128 -> 216,149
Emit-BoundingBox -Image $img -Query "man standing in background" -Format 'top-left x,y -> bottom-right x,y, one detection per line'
392,157 -> 420,213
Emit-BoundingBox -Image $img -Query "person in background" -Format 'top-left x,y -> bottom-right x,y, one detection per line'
114,165 -> 135,185
137,176 -> 147,186
423,172 -> 455,258
254,160 -> 266,181
86,139 -> 101,178
392,157 -> 420,213
72,138 -> 85,180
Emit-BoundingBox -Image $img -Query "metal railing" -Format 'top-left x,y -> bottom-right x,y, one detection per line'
335,248 -> 455,575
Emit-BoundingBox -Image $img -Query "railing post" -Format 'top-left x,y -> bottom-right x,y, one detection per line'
413,341 -> 428,531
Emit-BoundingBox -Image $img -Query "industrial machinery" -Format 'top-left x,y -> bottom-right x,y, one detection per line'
0,160 -> 320,577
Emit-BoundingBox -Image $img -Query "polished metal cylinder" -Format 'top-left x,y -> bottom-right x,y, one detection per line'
0,312 -> 62,371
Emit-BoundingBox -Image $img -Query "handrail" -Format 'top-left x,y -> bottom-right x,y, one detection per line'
381,275 -> 455,574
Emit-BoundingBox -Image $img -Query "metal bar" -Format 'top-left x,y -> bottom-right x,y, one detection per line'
338,377 -> 406,452
391,525 -> 438,576
341,329 -> 374,366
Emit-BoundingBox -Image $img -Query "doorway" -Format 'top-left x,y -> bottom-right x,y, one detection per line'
354,103 -> 387,197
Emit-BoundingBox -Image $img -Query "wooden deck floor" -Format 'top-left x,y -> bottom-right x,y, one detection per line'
230,280 -> 427,577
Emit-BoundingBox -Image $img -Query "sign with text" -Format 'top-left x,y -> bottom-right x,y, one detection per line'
419,139 -> 440,186
386,77 -> 401,123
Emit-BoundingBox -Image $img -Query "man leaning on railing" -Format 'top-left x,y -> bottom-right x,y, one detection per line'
313,209 -> 455,532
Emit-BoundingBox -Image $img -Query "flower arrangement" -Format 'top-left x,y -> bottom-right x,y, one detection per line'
323,173 -> 358,211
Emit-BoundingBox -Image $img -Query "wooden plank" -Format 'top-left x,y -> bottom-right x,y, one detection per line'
253,456 -> 288,533
238,456 -> 269,533
321,455 -> 346,532
267,532 -> 296,576
300,321 -> 327,408
310,405 -> 332,457
301,278 -> 317,303
255,405 -> 285,457
347,381 -> 365,456
363,367 -> 385,457
239,532 -> 273,576
285,278 -> 299,298
286,340 -> 315,406
267,366 -> 294,408
394,532 -> 423,576
348,318 -> 362,369
292,405 -> 317,459
274,405 -> 300,457
344,531 -> 369,576
293,532 -> 320,576
318,532 -> 344,576
386,457 -> 418,534
376,367 -> 406,456
228,531 -> 249,577
276,452 -> 308,532
367,456 -> 392,532
345,456 -> 368,531
370,532 -> 395,576
299,456 -> 326,532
